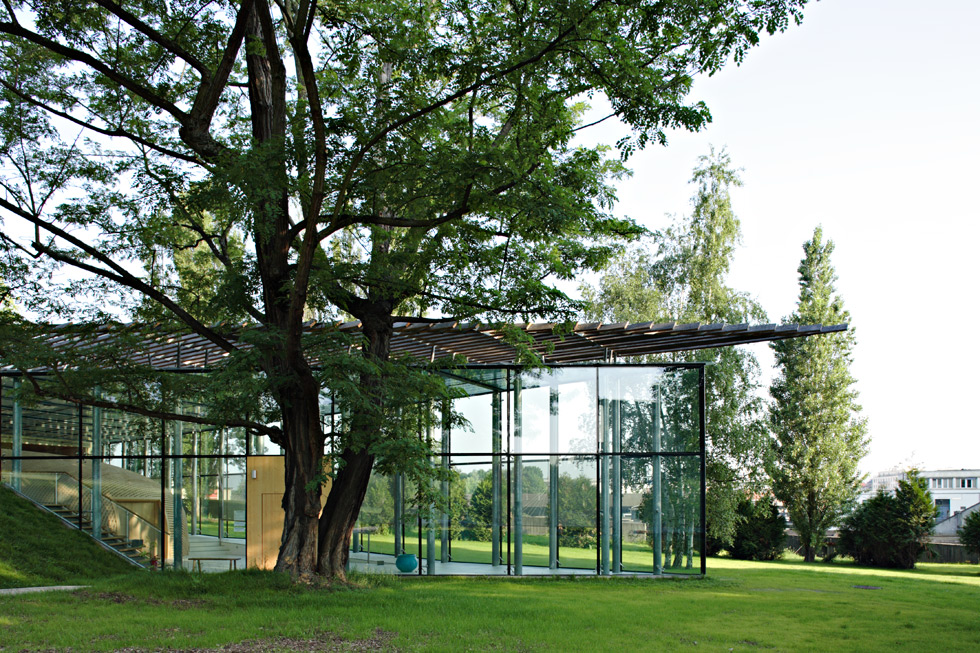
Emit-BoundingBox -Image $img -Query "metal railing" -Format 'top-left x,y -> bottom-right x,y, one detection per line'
8,470 -> 162,558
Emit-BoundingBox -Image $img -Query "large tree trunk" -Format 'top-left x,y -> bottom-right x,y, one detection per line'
273,371 -> 326,580
241,3 -> 325,579
316,308 -> 393,580
316,448 -> 375,579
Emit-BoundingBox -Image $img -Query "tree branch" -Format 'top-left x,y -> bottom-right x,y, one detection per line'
0,197 -> 241,356
0,20 -> 189,122
181,0 -> 254,159
90,0 -> 211,77
7,362 -> 280,437
0,80 -> 202,165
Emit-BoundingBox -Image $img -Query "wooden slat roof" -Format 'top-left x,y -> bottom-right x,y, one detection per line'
4,320 -> 847,371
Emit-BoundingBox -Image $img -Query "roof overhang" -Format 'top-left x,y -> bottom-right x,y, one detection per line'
1,320 -> 847,372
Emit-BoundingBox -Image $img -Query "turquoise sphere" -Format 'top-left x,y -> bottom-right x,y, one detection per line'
395,553 -> 418,573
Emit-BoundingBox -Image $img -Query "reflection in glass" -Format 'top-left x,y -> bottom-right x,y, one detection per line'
3,364 -> 704,577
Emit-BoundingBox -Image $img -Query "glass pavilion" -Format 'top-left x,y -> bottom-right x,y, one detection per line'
0,320 -> 843,576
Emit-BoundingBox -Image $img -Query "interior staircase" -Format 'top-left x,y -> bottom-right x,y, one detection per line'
43,503 -> 148,567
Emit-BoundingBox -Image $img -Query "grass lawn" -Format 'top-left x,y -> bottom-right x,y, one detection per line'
3,489 -> 979,651
1,556 -> 979,651
0,487 -> 135,589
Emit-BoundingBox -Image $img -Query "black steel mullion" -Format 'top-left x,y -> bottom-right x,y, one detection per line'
699,365 -> 707,576
506,368 -> 511,576
160,417 -> 167,566
77,401 -> 83,531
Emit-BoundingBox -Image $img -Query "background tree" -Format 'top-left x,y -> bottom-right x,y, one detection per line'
769,227 -> 868,562
727,496 -> 786,561
837,471 -> 935,569
554,473 -> 598,549
583,149 -> 770,546
957,511 -> 980,562
0,0 -> 811,580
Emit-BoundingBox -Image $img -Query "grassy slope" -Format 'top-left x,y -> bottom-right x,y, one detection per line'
1,555 -> 979,651
0,486 -> 138,589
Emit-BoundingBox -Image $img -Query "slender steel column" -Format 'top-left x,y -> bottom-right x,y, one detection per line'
612,396 -> 621,573
491,391 -> 502,566
600,398 -> 610,575
11,378 -> 22,492
440,399 -> 450,564
548,383 -> 559,570
393,473 -> 403,555
91,387 -> 103,541
652,385 -> 663,575
426,407 -> 436,574
191,427 -> 199,535
699,365 -> 707,576
218,428 -> 225,544
513,373 -> 523,575
172,413 -> 183,569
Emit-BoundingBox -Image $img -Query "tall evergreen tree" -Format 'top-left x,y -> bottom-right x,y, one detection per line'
583,148 -> 770,545
769,227 -> 868,562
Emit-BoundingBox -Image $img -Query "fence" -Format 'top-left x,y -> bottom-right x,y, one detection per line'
784,533 -> 978,565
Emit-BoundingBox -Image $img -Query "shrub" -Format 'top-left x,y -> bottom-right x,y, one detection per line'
838,470 -> 936,569
728,496 -> 786,561
958,510 -> 980,561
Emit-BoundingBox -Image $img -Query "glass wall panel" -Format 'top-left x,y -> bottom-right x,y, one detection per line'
517,368 -> 597,454
450,394 -> 493,453
449,459 -> 496,567
511,457 -> 551,571
618,456 -> 702,574
602,367 -> 700,454
556,456 -> 598,570
1,382 -> 84,457
250,433 -> 283,456
352,470 -> 397,558
222,457 -> 247,541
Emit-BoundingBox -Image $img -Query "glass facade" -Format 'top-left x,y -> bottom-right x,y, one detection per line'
0,378 -> 251,571
1,363 -> 706,576
350,364 -> 706,576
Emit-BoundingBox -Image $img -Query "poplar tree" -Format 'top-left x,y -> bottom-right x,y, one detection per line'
769,227 -> 868,562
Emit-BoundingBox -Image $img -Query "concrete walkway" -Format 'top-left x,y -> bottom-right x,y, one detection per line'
0,585 -> 87,596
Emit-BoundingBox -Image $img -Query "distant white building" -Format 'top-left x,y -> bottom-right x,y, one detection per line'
862,468 -> 980,521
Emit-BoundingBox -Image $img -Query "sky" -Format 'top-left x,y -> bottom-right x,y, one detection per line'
572,0 -> 980,476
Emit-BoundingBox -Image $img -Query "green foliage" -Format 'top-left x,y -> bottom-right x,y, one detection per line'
554,474 -> 598,549
769,227 -> 868,562
583,149 -> 770,545
838,471 -> 937,569
957,511 -> 980,560
728,497 -> 786,561
467,475 -> 494,542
